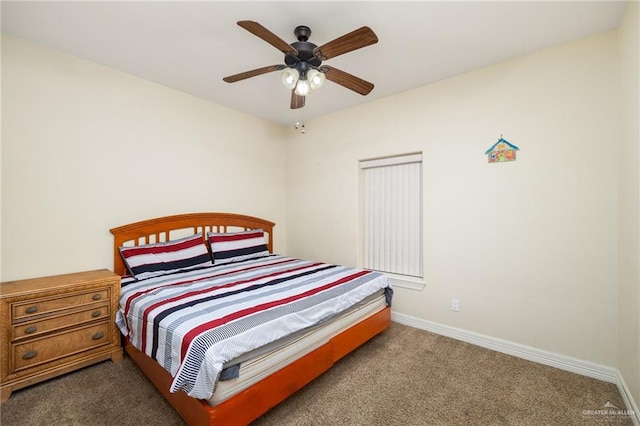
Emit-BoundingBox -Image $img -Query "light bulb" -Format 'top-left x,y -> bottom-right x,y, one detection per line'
307,69 -> 326,90
295,79 -> 311,96
281,68 -> 299,89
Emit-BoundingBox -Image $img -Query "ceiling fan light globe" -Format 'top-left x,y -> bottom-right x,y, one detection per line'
295,79 -> 311,96
281,68 -> 299,89
308,69 -> 326,90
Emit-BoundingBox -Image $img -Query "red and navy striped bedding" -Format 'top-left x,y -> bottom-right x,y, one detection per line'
119,233 -> 213,280
208,229 -> 270,265
116,254 -> 392,399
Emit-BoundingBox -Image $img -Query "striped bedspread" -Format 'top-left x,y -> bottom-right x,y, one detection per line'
116,255 -> 392,399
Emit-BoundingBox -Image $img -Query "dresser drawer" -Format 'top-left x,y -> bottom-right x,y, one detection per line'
12,289 -> 110,322
13,322 -> 111,371
12,304 -> 110,339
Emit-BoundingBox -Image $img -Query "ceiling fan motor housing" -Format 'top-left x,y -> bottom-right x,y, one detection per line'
285,26 -> 322,72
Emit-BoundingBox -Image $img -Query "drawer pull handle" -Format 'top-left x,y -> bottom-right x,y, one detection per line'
91,310 -> 101,318
25,306 -> 38,314
25,326 -> 38,334
22,350 -> 38,360
92,294 -> 102,301
92,331 -> 104,340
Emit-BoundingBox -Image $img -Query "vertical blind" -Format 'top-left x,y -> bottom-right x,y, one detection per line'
360,153 -> 422,278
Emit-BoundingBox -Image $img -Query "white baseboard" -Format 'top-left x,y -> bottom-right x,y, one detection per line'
617,370 -> 640,426
391,312 -> 638,425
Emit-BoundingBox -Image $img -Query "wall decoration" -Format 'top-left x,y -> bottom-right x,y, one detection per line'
485,136 -> 519,163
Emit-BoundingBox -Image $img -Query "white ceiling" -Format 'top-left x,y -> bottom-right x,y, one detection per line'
1,1 -> 627,126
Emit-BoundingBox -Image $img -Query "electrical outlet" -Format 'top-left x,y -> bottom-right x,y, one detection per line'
451,299 -> 460,312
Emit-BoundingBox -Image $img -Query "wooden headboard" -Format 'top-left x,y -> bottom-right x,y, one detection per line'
110,212 -> 275,276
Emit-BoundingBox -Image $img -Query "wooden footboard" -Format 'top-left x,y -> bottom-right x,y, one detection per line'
124,306 -> 391,426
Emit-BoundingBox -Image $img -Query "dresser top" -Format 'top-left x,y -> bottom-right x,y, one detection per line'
0,269 -> 119,297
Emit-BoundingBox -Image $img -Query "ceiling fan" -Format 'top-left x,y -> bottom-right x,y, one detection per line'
223,21 -> 378,109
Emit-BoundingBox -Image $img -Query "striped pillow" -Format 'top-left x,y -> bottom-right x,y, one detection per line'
208,229 -> 269,265
119,233 -> 213,280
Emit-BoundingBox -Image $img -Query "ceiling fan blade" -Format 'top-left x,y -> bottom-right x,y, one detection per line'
313,26 -> 378,61
291,90 -> 305,109
237,21 -> 298,56
322,66 -> 374,95
223,65 -> 286,83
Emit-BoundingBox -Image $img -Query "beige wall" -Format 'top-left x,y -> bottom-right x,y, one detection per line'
1,35 -> 288,281
617,1 -> 640,407
286,31 -> 620,366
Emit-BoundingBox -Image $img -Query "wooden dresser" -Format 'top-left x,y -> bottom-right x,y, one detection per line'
0,269 -> 123,402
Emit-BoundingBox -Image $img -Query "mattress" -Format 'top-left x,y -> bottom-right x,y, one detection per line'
118,255 -> 393,399
207,290 -> 387,406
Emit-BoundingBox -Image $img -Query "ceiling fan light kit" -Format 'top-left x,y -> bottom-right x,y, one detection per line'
307,69 -> 326,90
281,68 -> 299,89
283,65 -> 324,96
223,21 -> 378,110
294,79 -> 311,96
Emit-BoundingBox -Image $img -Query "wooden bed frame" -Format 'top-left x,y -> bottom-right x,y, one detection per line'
110,212 -> 391,426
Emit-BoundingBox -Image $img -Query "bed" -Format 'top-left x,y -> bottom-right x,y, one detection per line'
110,212 -> 392,425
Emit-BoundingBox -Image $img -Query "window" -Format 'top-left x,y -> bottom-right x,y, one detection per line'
360,153 -> 423,288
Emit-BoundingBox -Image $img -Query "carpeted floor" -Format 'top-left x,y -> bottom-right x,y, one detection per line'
0,322 -> 634,425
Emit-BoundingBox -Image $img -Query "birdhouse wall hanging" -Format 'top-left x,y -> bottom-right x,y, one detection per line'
485,137 -> 519,163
